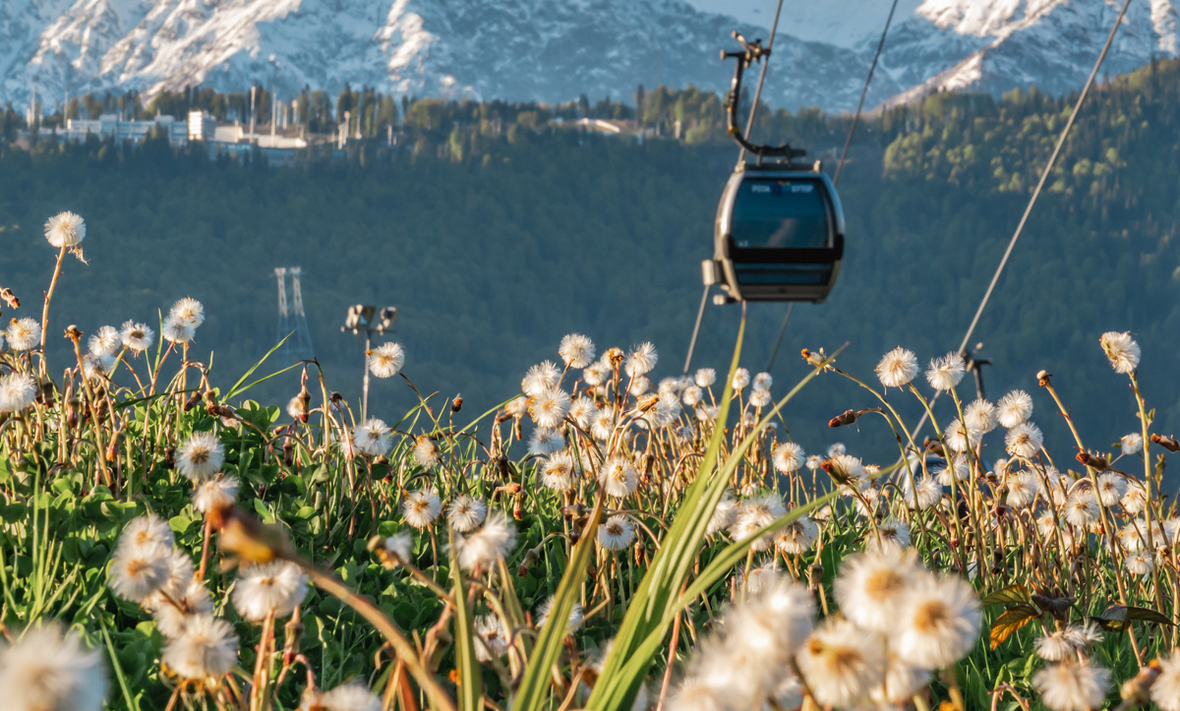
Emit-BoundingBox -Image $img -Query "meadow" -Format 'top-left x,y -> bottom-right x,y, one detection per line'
2,211 -> 1180,711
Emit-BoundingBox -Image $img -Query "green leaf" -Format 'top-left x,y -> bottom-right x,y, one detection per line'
981,584 -> 1031,607
225,332 -> 292,400
450,529 -> 483,711
513,496 -> 604,711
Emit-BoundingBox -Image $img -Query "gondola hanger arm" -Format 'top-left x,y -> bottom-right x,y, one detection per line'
722,32 -> 806,161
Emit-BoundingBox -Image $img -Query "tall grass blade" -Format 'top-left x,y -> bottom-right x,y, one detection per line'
225,332 -> 293,400
450,530 -> 483,711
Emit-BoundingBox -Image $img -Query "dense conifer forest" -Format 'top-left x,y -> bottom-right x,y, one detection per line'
2,59 -> 1178,467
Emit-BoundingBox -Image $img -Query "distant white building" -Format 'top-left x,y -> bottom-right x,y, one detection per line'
65,114 -> 187,144
187,110 -> 216,141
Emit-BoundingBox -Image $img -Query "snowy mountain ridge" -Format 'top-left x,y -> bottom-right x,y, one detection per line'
0,0 -> 1177,116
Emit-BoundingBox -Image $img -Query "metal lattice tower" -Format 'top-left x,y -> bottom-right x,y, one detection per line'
274,266 -> 314,363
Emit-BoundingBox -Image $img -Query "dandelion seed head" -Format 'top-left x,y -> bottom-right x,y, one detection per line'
1121,432 -> 1143,455
876,346 -> 919,388
1152,651 -> 1180,711
1005,421 -> 1044,459
161,317 -> 194,344
541,450 -> 577,491
568,396 -> 595,428
232,561 -> 308,621
162,613 -> 238,681
352,419 -> 392,458
997,390 -> 1034,428
892,574 -> 981,669
318,682 -> 382,711
447,494 -> 488,533
795,618 -> 886,708
453,511 -> 517,571
367,342 -> 405,378
0,372 -> 37,413
109,541 -> 170,603
0,623 -> 107,711
752,372 -> 772,391
731,367 -> 750,391
169,297 -> 205,328
964,398 -> 998,433
402,489 -> 442,529
558,333 -> 595,369
694,368 -> 716,388
528,428 -> 565,455
1096,471 -> 1127,506
529,387 -> 570,430
522,361 -> 561,397
624,342 -> 657,377
943,418 -> 982,453
176,431 -> 224,482
535,595 -> 583,634
598,515 -> 635,551
1033,661 -> 1110,711
7,317 -> 41,351
598,456 -> 638,498
474,614 -> 510,662
88,325 -> 121,356
383,531 -> 414,565
774,516 -> 818,554
925,352 -> 965,391
835,549 -> 922,633
706,493 -> 738,537
119,320 -> 154,353
1100,331 -> 1140,374
44,211 -> 86,248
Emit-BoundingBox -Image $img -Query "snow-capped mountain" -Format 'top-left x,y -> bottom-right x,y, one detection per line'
0,0 -> 1176,115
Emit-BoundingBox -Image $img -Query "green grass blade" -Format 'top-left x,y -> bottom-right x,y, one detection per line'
513,495 -> 605,711
100,619 -> 141,711
449,529 -> 483,711
225,332 -> 293,400
586,316 -> 746,708
229,361 -> 303,398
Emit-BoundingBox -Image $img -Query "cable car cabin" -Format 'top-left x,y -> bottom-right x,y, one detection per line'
712,164 -> 845,303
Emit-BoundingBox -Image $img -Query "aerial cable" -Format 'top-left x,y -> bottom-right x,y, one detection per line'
833,0 -> 901,185
908,0 -> 1133,440
764,302 -> 794,371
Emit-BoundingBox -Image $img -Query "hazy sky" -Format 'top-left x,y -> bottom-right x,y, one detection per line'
685,0 -> 925,47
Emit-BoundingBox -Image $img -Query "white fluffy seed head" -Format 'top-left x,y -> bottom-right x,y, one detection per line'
231,561 -> 308,621
176,431 -> 224,482
88,325 -> 121,357
925,352 -> 965,391
1121,432 -> 1143,455
162,613 -> 239,681
796,618 -> 887,708
453,511 -> 517,571
169,297 -> 205,328
368,342 -> 405,378
876,347 -> 919,388
1033,661 -> 1110,711
193,473 -> 239,514
772,442 -> 805,473
0,622 -> 107,711
119,320 -> 154,353
45,211 -> 86,248
6,317 -> 41,351
522,361 -> 561,397
1005,421 -> 1044,459
598,456 -> 638,498
964,398 -> 997,433
1100,331 -> 1140,374
892,573 -> 982,669
1152,651 -> 1180,711
109,541 -> 170,603
624,342 -> 657,377
997,390 -> 1034,428
161,317 -> 194,344
529,388 -> 570,430
558,333 -> 596,368
597,515 -> 635,551
834,549 -> 924,633
447,494 -> 488,533
0,372 -> 37,413
403,489 -> 442,529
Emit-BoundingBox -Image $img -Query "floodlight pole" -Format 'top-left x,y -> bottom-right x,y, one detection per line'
362,330 -> 372,421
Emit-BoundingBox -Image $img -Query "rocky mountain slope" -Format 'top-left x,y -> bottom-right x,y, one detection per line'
0,0 -> 1176,115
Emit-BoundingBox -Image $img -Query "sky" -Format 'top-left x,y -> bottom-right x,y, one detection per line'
685,0 -> 926,47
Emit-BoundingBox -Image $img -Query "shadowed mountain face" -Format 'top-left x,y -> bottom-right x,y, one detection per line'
2,0 -> 1176,116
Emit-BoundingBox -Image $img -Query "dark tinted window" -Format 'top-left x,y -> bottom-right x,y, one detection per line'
730,178 -> 830,249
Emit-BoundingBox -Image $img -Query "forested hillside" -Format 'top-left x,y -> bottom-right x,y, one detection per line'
2,59 -> 1179,469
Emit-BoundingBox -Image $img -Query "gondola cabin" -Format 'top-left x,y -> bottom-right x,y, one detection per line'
712,163 -> 845,303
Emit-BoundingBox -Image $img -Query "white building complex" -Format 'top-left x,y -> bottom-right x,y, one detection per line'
65,114 -> 188,144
